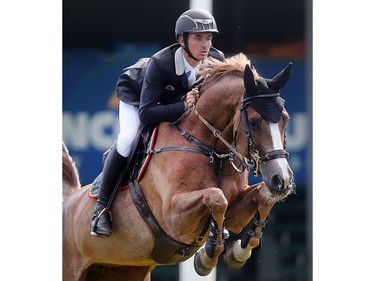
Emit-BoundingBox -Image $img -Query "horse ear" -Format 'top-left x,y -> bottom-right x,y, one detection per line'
244,64 -> 256,92
269,62 -> 293,92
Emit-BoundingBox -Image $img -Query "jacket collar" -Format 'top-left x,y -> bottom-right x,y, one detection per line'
174,47 -> 185,76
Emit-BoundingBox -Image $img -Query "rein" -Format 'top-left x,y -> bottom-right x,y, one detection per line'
192,106 -> 249,173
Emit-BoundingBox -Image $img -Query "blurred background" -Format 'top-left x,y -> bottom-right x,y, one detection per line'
63,0 -> 312,280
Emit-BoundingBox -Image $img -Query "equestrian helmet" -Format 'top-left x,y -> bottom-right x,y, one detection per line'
175,9 -> 219,40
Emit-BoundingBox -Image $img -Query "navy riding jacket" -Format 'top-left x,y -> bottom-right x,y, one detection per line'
115,43 -> 225,125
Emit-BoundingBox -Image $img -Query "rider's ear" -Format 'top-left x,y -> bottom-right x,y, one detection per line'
178,36 -> 185,48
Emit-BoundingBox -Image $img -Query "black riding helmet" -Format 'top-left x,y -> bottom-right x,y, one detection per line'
175,9 -> 219,61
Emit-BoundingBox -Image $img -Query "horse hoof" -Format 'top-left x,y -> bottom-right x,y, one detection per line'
193,252 -> 213,276
223,241 -> 247,269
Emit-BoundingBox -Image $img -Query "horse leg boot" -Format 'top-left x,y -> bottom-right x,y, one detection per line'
90,145 -> 128,237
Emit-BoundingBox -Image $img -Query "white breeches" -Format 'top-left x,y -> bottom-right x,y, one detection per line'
116,102 -> 141,157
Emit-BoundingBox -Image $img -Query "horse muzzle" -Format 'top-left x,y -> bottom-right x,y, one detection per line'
260,158 -> 295,199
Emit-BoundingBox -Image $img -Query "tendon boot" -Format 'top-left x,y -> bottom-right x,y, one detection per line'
90,146 -> 128,237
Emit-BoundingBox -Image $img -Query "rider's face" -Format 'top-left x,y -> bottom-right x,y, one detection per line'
181,32 -> 213,63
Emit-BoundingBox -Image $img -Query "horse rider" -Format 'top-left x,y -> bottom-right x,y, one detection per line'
90,8 -> 225,237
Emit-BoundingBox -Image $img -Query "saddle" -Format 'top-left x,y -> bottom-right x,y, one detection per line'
89,124 -> 157,198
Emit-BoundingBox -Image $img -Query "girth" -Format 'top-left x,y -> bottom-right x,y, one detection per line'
128,179 -> 208,264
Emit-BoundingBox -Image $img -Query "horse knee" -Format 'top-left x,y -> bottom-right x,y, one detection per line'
202,188 -> 228,215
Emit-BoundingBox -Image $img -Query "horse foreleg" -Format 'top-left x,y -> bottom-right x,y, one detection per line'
223,183 -> 276,269
169,187 -> 228,276
193,188 -> 228,276
224,182 -> 262,233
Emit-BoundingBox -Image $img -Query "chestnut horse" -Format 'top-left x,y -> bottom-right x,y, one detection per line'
63,53 -> 295,281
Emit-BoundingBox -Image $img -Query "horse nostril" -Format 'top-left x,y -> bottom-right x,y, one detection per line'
271,175 -> 283,190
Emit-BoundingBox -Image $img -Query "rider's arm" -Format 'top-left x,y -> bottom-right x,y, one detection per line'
139,56 -> 186,125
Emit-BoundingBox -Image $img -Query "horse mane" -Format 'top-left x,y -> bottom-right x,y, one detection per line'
198,52 -> 260,86
62,142 -> 80,199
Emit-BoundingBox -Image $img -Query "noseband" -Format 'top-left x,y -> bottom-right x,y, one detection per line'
240,93 -> 289,176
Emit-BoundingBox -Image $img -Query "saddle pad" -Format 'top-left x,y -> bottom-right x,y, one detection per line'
88,173 -> 129,199
88,126 -> 159,199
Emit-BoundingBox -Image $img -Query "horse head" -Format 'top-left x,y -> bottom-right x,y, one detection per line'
239,63 -> 295,199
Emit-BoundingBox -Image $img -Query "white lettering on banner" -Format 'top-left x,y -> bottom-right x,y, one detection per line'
63,111 -> 119,151
285,112 -> 310,152
63,112 -> 90,149
91,112 -> 119,149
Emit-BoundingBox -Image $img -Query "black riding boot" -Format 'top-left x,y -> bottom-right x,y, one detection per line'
90,146 -> 128,237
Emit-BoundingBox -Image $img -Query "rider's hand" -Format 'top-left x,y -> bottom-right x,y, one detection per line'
184,88 -> 199,110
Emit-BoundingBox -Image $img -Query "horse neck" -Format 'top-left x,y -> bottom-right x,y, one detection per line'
183,76 -> 243,149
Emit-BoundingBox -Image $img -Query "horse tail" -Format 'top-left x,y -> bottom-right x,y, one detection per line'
62,142 -> 81,200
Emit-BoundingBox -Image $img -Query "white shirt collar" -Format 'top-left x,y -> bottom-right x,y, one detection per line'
175,46 -> 209,75
182,55 -> 202,75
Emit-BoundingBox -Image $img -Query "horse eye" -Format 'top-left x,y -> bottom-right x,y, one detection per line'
248,118 -> 257,129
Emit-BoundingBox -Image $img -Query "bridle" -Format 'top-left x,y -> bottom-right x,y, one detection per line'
240,92 -> 290,176
191,92 -> 290,177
